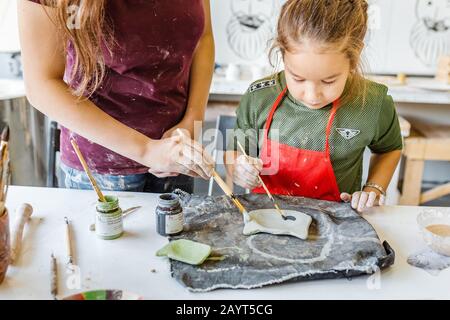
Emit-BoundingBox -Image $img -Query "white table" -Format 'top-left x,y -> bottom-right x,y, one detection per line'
0,186 -> 449,300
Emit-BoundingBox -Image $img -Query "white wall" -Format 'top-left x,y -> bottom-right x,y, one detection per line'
0,0 -> 20,53
212,0 -> 450,75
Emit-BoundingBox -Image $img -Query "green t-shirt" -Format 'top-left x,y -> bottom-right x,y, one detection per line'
228,71 -> 403,194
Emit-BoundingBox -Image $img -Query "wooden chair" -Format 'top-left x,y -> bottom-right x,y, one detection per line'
399,119 -> 450,205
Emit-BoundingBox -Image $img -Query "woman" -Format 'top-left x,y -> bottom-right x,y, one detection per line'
18,0 -> 215,192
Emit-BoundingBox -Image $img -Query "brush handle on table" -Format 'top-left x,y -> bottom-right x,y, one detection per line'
64,217 -> 74,265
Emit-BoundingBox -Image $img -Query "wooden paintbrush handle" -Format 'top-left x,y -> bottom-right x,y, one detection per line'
70,139 -> 106,202
211,170 -> 247,214
0,147 -> 9,202
236,141 -> 285,218
259,178 -> 274,200
211,171 -> 232,196
64,217 -> 73,265
10,203 -> 33,264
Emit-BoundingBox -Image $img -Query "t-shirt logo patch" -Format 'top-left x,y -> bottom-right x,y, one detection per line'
249,79 -> 276,93
336,128 -> 361,140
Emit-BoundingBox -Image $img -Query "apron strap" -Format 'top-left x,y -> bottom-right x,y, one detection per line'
325,99 -> 340,155
264,87 -> 288,141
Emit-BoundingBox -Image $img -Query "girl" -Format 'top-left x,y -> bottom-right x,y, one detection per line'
18,0 -> 215,192
226,0 -> 403,213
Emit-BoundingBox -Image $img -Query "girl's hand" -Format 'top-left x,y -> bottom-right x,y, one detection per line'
340,191 -> 386,213
233,154 -> 263,189
145,134 -> 214,179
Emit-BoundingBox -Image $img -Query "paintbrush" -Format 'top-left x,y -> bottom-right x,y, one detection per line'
236,141 -> 288,220
172,129 -> 250,221
211,170 -> 251,223
0,127 -> 10,215
70,139 -> 106,202
50,253 -> 58,300
0,126 -> 9,155
64,217 -> 75,272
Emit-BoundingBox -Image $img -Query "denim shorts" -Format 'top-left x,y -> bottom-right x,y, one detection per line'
60,163 -> 194,193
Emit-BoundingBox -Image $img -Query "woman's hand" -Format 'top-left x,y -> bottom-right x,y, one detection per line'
340,190 -> 386,213
144,134 -> 214,179
162,122 -> 194,140
232,154 -> 263,190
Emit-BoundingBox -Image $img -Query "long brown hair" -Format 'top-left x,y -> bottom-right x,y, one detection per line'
41,0 -> 111,98
270,0 -> 369,105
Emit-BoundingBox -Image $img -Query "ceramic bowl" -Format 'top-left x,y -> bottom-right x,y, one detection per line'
417,209 -> 450,257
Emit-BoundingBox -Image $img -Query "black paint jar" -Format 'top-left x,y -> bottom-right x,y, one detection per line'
156,193 -> 184,236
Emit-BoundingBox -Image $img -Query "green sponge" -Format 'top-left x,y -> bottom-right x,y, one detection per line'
156,239 -> 212,265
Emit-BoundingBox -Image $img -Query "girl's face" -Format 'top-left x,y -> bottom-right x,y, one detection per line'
283,39 -> 351,110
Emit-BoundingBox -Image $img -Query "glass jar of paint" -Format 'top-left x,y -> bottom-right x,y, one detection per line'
156,193 -> 183,236
95,196 -> 123,240
0,209 -> 10,284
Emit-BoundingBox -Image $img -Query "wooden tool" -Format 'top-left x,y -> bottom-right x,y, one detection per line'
64,217 -> 75,271
70,139 -> 106,202
236,141 -> 289,220
9,203 -> 33,264
211,170 -> 251,222
50,253 -> 58,299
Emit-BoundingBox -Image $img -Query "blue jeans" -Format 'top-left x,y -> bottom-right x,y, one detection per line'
60,163 -> 194,193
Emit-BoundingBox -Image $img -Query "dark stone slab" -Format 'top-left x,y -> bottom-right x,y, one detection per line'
169,191 -> 394,292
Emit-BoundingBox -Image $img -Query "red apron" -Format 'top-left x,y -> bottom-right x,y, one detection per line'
253,87 -> 341,202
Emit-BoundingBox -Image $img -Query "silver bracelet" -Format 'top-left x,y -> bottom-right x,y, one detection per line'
363,182 -> 386,196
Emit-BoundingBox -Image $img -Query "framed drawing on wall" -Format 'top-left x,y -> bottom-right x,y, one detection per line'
211,0 -> 281,67
365,0 -> 450,75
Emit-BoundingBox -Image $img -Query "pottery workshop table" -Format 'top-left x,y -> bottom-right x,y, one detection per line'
0,186 -> 449,300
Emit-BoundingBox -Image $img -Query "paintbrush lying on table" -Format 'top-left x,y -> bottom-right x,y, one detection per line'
64,217 -> 75,273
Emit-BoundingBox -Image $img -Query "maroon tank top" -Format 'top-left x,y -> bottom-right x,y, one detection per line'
28,0 -> 205,174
